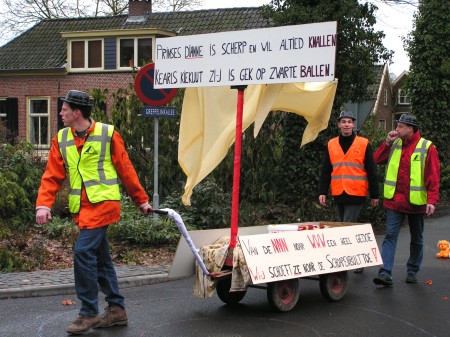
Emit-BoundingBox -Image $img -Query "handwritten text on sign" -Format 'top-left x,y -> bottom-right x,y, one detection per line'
238,224 -> 382,284
154,22 -> 337,88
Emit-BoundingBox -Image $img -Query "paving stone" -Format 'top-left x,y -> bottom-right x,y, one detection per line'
0,265 -> 172,299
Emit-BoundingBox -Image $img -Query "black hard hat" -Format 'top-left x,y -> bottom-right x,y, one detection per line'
337,111 -> 356,121
62,90 -> 93,107
396,114 -> 418,127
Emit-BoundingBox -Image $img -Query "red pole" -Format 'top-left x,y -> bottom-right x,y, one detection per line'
229,86 -> 246,248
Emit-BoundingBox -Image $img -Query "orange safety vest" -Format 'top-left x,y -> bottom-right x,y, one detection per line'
328,136 -> 369,197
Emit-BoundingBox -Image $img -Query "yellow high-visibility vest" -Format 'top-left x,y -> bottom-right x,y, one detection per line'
57,123 -> 120,213
384,137 -> 431,205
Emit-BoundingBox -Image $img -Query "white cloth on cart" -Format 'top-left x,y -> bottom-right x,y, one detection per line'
194,236 -> 251,298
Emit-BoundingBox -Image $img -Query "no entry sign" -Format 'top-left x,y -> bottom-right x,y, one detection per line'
134,63 -> 178,106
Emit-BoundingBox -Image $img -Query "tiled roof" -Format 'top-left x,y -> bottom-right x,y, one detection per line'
0,7 -> 271,72
368,63 -> 385,97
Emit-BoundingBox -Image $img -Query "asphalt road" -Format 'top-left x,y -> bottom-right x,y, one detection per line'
0,216 -> 448,337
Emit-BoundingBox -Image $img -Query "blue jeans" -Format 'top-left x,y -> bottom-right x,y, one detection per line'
378,209 -> 425,277
74,226 -> 124,316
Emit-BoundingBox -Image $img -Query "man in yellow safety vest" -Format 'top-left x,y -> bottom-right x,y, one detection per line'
36,90 -> 154,334
373,114 -> 440,287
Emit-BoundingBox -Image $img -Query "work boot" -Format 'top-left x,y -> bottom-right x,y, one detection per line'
96,303 -> 128,328
66,315 -> 100,335
373,273 -> 393,287
405,273 -> 418,283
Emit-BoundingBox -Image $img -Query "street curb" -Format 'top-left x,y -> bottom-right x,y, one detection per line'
0,274 -> 186,299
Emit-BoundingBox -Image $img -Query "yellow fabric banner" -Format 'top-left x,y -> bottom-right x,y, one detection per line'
178,81 -> 338,205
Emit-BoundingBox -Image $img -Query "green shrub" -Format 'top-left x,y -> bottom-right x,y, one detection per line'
107,196 -> 192,245
440,164 -> 450,199
0,248 -> 24,272
113,249 -> 145,265
0,142 -> 43,231
42,197 -> 190,247
0,238 -> 43,272
42,216 -> 78,247
161,177 -> 231,229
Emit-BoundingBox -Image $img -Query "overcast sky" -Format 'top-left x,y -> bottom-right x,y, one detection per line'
201,0 -> 416,77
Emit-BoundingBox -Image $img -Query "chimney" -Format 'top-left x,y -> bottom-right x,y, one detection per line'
129,0 -> 152,17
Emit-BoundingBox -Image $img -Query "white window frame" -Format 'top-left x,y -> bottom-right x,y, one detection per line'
69,39 -> 104,71
0,98 -> 6,120
0,99 -> 7,143
27,96 -> 50,148
398,88 -> 410,105
117,37 -> 153,69
383,89 -> 388,106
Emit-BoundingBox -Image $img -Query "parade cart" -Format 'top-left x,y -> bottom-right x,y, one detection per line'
166,214 -> 382,312
152,22 -> 382,312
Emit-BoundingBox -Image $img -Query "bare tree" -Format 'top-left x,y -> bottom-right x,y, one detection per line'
0,0 -> 131,44
153,0 -> 204,12
378,0 -> 418,6
0,0 -> 92,43
97,0 -> 129,16
0,0 -> 205,45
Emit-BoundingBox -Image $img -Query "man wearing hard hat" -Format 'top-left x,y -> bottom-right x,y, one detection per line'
36,90 -> 154,334
373,114 -> 440,287
319,111 -> 380,273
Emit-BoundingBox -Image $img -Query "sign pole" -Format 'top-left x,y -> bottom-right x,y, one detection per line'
153,117 -> 159,219
134,63 -> 178,220
229,85 -> 246,249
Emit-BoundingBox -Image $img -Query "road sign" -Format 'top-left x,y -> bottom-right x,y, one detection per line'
134,63 -> 178,106
141,106 -> 177,118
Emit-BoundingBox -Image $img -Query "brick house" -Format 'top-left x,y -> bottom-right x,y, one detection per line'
343,63 -> 397,132
0,0 -> 269,148
391,70 -> 412,121
369,63 -> 396,131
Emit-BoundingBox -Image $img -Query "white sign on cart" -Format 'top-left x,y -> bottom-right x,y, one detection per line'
154,21 -> 337,88
239,224 -> 382,285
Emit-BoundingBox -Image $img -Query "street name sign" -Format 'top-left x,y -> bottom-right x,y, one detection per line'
141,106 -> 177,118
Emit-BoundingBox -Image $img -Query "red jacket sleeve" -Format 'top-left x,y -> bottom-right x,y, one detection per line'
373,141 -> 391,165
36,136 -> 67,209
111,131 -> 150,207
425,145 -> 440,205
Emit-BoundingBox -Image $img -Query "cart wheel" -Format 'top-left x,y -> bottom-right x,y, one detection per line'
267,279 -> 300,312
216,277 -> 246,304
319,271 -> 348,302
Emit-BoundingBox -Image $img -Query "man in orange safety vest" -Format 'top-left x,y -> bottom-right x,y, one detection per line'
318,111 -> 379,273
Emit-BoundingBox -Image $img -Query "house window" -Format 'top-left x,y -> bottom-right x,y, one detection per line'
398,88 -> 410,105
383,89 -> 388,106
1,98 -> 19,144
71,40 -> 103,69
0,99 -> 6,122
28,97 -> 50,148
0,99 -> 6,140
119,37 -> 152,68
378,119 -> 386,130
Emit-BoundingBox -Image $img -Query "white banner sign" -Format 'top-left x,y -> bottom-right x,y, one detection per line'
238,224 -> 382,285
154,22 -> 337,88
